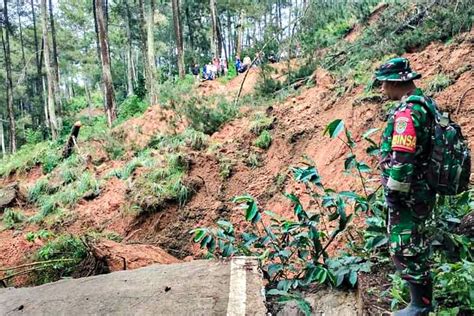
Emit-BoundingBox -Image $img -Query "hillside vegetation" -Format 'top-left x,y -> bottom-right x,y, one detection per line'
1,0 -> 473,314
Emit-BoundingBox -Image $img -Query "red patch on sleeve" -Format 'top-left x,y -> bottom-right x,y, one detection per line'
391,109 -> 416,153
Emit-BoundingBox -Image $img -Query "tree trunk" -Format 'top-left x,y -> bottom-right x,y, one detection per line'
31,0 -> 43,121
17,0 -> 29,118
2,0 -> 17,152
62,121 -> 82,159
0,117 -> 5,156
92,0 -> 106,112
95,0 -> 116,127
217,16 -> 226,62
171,0 -> 185,78
41,0 -> 58,139
146,0 -> 157,104
226,10 -> 232,59
48,0 -> 62,114
236,10 -> 244,57
124,0 -> 134,96
209,0 -> 219,58
139,0 -> 157,105
184,4 -> 194,52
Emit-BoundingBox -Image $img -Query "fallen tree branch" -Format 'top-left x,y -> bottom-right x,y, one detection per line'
0,258 -> 76,272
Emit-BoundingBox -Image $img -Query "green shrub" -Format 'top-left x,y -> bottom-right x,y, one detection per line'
2,209 -> 26,229
182,129 -> 208,150
64,96 -> 88,113
34,234 -> 87,284
434,260 -> 474,314
181,97 -> 238,135
24,129 -> 43,145
257,77 -> 283,96
117,95 -> 149,123
254,130 -> 272,149
118,151 -> 157,180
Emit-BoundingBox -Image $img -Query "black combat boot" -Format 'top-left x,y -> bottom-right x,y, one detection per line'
394,282 -> 433,316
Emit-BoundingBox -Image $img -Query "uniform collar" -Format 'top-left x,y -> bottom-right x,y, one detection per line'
401,88 -> 424,102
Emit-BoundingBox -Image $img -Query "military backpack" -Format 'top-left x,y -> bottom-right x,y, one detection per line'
408,95 -> 471,195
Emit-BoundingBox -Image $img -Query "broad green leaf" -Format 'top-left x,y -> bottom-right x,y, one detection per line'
268,263 -> 284,277
336,273 -> 345,287
349,270 -> 358,287
191,228 -> 207,243
291,166 -> 322,185
200,235 -> 212,248
217,220 -> 234,233
245,200 -> 259,222
324,119 -> 345,139
344,154 -> 356,171
345,128 -> 355,148
357,162 -> 372,173
232,195 -> 254,204
266,289 -> 288,296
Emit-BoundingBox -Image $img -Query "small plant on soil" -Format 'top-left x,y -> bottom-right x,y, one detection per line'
1,209 -> 26,230
249,113 -> 274,135
245,152 -> 263,168
254,130 -> 272,149
218,156 -> 235,180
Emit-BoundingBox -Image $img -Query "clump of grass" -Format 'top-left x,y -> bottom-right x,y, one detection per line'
250,113 -> 274,135
425,73 -> 453,96
2,209 -> 26,229
254,130 -> 272,149
30,172 -> 101,222
128,153 -> 191,212
0,142 -> 61,177
218,156 -> 235,180
117,150 -> 157,180
182,129 -> 208,150
28,178 -> 53,203
246,152 -> 262,169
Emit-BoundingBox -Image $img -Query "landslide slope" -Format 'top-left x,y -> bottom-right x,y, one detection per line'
0,29 -> 472,286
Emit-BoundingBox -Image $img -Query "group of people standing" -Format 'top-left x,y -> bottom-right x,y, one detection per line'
190,51 -> 279,81
191,57 -> 228,81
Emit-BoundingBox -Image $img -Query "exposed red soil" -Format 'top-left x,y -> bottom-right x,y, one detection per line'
1,30 -> 472,285
91,239 -> 180,272
127,31 -> 473,259
115,106 -> 186,151
345,3 -> 389,43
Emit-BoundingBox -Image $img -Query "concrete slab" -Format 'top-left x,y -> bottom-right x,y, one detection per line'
0,258 -> 266,316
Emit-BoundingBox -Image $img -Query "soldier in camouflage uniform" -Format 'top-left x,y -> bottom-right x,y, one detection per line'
376,57 -> 436,315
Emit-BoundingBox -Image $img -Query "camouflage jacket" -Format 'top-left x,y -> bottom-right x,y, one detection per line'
379,88 -> 437,210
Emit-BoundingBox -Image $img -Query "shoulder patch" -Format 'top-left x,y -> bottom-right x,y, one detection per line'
391,108 -> 416,153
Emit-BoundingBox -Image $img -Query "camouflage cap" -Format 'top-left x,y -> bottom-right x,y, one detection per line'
374,57 -> 421,82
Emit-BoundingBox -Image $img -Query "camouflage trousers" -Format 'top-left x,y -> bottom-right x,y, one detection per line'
386,184 -> 435,285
